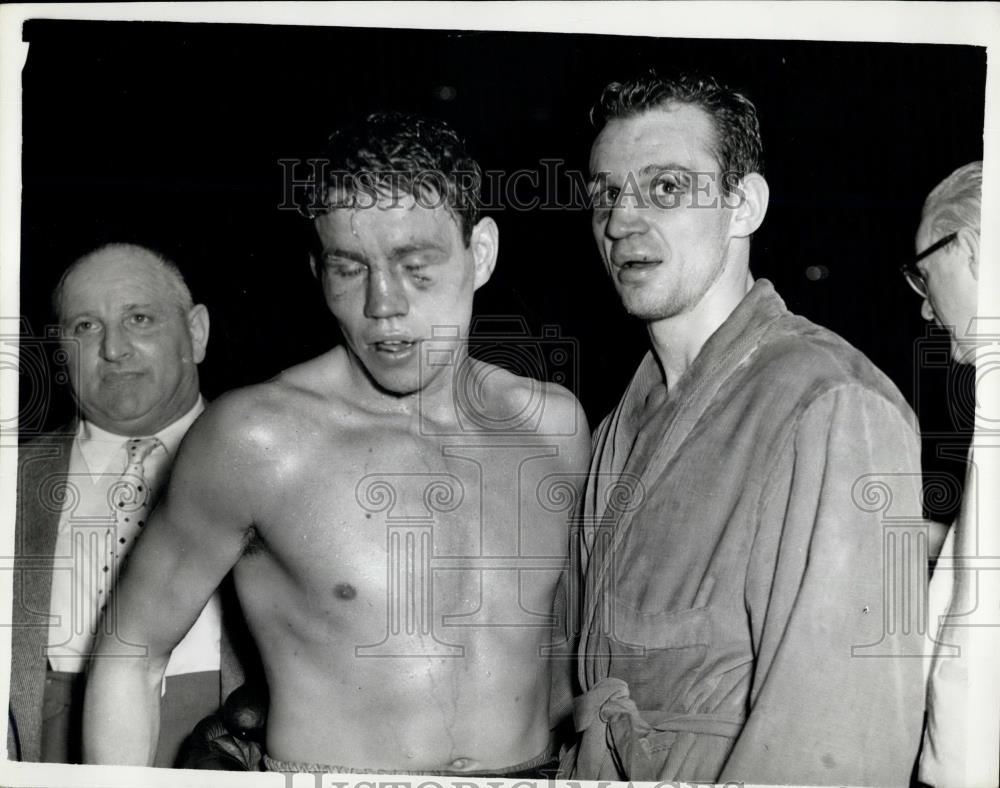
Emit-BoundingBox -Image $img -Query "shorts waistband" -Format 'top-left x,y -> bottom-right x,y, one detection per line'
263,744 -> 554,776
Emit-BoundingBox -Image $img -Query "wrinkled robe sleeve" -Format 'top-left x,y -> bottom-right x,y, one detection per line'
719,385 -> 925,786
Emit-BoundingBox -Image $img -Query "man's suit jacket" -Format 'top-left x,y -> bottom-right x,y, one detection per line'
8,426 -> 253,762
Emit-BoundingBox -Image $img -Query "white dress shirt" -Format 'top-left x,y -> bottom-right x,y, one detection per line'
46,397 -> 221,678
921,443 -> 1000,787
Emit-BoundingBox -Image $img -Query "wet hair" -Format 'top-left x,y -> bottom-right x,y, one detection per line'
591,69 -> 764,193
52,242 -> 194,323
309,112 -> 482,246
922,161 -> 983,239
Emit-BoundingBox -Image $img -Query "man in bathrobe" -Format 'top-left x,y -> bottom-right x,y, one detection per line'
560,70 -> 926,785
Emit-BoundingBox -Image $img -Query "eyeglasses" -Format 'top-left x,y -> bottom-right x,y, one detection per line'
900,231 -> 958,298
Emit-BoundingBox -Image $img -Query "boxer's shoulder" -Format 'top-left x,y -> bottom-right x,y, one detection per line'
463,359 -> 584,437
182,380 -> 324,474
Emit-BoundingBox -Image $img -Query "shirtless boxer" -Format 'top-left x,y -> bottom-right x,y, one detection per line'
83,113 -> 590,775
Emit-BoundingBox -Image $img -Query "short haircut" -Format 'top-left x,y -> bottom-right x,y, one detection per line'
53,242 -> 194,323
308,112 -> 482,246
591,69 -> 764,193
922,160 -> 983,239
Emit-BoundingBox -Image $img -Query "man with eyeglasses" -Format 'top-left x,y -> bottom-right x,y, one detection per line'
905,161 -> 999,788
901,164 -> 982,368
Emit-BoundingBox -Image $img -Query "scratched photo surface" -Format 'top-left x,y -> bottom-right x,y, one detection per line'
8,14 -> 987,784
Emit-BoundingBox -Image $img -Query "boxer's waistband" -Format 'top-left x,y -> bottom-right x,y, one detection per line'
263,744 -> 556,777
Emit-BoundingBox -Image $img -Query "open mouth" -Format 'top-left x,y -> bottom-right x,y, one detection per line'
612,258 -> 662,283
372,340 -> 417,354
613,258 -> 661,270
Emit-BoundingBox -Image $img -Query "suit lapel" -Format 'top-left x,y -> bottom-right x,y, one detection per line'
10,429 -> 74,761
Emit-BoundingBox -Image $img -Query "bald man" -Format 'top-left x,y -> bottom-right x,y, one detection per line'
9,244 -> 241,765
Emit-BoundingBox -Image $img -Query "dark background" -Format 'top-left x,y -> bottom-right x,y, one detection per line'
17,20 -> 984,521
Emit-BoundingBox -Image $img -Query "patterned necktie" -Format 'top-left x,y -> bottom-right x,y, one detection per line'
99,436 -> 164,607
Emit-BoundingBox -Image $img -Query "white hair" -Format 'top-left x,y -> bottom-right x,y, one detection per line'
922,160 -> 982,239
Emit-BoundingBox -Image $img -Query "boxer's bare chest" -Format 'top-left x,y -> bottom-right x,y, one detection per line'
244,416 -> 571,645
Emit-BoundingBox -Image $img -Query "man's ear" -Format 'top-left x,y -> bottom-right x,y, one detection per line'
309,252 -> 320,279
470,216 -> 499,290
957,226 -> 979,281
187,304 -> 210,364
728,173 -> 769,238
